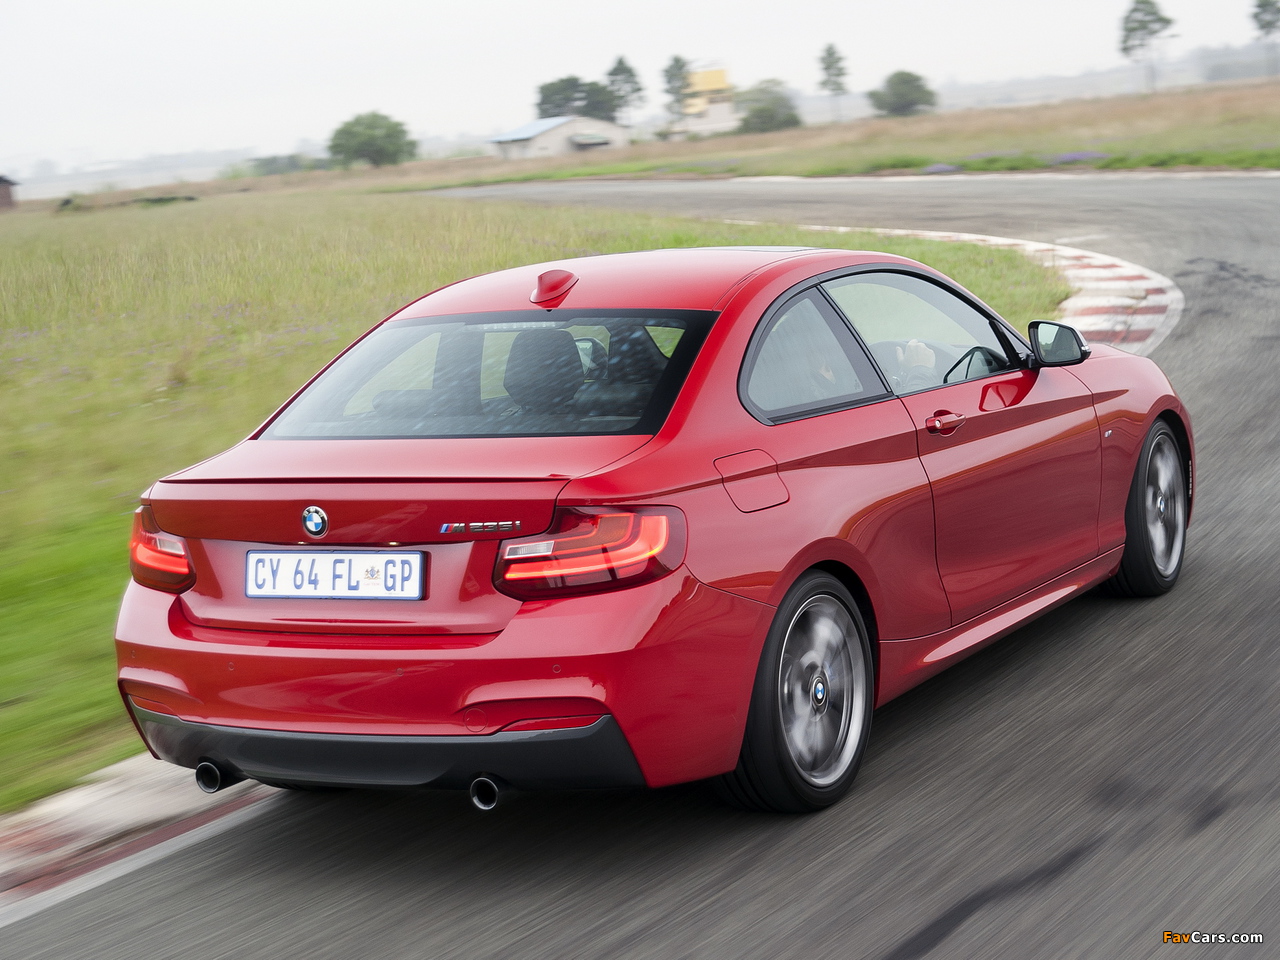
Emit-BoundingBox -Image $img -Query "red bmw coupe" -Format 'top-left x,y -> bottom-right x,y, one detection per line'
117,246 -> 1193,813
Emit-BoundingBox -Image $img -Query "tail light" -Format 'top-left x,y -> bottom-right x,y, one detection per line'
494,506 -> 686,599
130,505 -> 196,593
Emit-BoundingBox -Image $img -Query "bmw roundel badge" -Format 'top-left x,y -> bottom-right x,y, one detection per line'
302,506 -> 328,538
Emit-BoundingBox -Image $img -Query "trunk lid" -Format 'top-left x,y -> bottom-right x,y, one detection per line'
165,436 -> 648,484
147,435 -> 649,635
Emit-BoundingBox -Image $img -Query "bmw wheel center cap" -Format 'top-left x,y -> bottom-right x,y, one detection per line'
811,675 -> 828,709
302,506 -> 328,537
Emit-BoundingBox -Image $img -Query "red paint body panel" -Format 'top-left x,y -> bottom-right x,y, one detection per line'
117,571 -> 772,787
899,367 -> 1101,624
116,247 -> 1195,791
713,449 -> 789,513
596,395 -> 950,639
150,480 -> 566,544
876,547 -> 1124,704
168,436 -> 650,483
394,248 -> 851,317
1063,344 -> 1194,549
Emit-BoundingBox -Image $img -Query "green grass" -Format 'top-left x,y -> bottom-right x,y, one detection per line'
1095,148 -> 1280,168
401,143 -> 1280,189
0,191 -> 1069,812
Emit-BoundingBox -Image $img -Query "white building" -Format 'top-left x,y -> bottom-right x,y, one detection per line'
670,68 -> 744,138
489,116 -> 629,160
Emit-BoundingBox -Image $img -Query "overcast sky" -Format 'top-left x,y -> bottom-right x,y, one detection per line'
1,0 -> 1265,168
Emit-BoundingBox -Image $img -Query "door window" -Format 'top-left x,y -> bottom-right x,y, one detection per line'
822,273 -> 1019,395
741,292 -> 887,422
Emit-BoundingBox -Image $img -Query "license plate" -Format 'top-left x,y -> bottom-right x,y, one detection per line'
245,551 -> 424,600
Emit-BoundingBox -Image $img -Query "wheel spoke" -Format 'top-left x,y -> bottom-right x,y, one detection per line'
809,715 -> 835,765
1152,449 -> 1174,494
787,713 -> 816,764
1150,522 -> 1168,559
809,612 -> 844,667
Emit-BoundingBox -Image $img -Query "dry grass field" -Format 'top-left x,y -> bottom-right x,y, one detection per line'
31,77 -> 1280,212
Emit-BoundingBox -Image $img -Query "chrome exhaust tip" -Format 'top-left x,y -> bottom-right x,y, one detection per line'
195,761 -> 241,794
469,776 -> 501,812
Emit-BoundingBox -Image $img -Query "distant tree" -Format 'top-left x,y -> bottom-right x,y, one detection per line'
1256,0 -> 1280,75
606,57 -> 644,125
818,44 -> 848,122
736,80 -> 802,133
328,113 -> 416,168
537,76 -> 618,121
867,71 -> 936,116
538,76 -> 586,117
1121,0 -> 1174,91
578,82 -> 619,122
663,56 -> 692,120
1259,0 -> 1280,35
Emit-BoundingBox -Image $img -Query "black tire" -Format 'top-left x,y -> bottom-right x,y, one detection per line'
716,572 -> 874,813
1101,420 -> 1188,597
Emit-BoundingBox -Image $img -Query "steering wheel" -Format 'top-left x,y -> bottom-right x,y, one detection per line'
943,345 -> 1007,384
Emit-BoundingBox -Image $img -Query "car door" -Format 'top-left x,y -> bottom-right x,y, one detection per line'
734,288 -> 952,641
822,270 -> 1101,625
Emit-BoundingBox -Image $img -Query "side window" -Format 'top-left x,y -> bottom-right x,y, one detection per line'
742,291 -> 887,422
822,273 -> 1018,394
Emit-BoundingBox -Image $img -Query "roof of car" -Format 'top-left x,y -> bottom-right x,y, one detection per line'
393,246 -> 917,318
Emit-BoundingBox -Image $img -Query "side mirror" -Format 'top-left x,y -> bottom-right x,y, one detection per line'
1028,321 -> 1091,367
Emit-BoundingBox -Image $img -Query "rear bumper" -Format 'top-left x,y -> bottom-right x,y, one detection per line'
116,573 -> 774,788
130,703 -> 645,790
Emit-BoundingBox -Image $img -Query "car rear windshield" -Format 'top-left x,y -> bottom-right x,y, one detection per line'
261,309 -> 717,439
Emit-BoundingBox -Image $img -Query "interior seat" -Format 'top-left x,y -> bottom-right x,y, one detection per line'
503,328 -> 585,413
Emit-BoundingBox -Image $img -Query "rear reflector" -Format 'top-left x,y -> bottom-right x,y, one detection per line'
501,715 -> 604,732
494,506 -> 685,599
130,505 -> 196,593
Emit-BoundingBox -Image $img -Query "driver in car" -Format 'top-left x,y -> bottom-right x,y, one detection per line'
895,338 -> 939,392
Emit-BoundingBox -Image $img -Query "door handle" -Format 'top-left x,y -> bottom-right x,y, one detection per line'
925,411 -> 966,435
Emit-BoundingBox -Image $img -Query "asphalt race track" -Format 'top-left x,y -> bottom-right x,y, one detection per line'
9,174 -> 1280,959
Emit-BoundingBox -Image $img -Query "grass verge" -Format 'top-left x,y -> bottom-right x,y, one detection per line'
0,191 -> 1068,812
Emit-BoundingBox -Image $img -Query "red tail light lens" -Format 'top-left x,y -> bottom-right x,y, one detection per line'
130,505 -> 195,593
494,506 -> 686,599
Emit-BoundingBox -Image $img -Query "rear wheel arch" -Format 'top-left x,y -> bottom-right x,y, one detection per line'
768,545 -> 881,632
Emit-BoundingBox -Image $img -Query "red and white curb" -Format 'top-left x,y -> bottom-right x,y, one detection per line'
0,754 -> 274,928
865,227 -> 1182,355
724,220 -> 1184,356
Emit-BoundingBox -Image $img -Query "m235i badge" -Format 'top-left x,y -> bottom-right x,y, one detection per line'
439,521 -> 523,534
